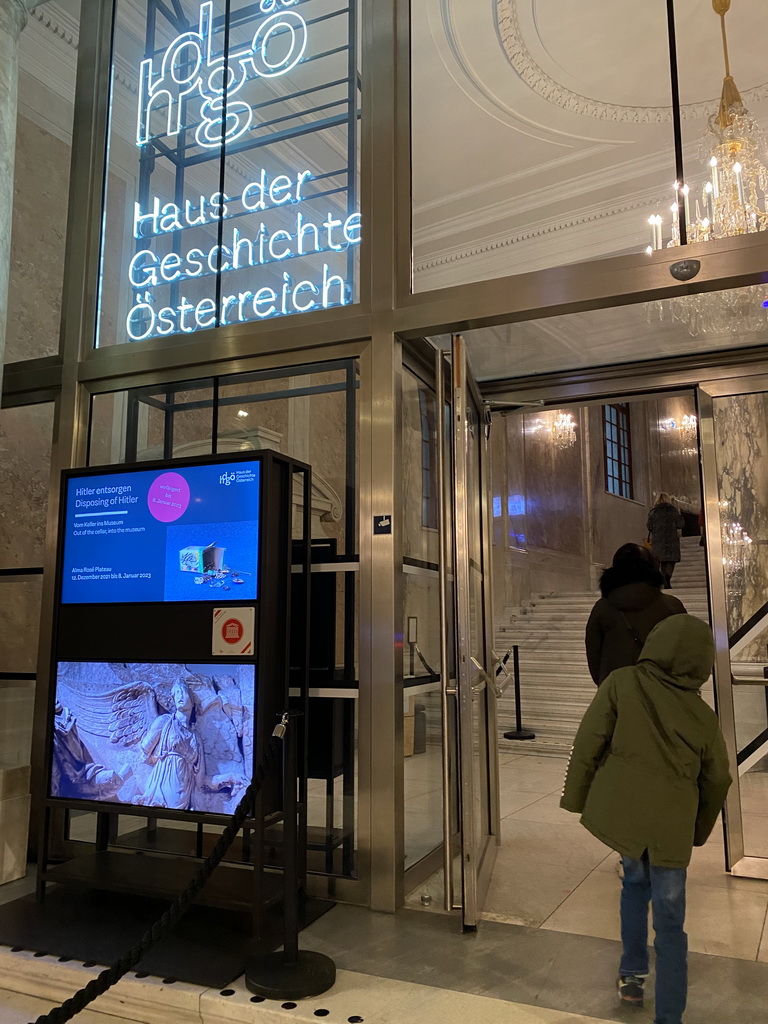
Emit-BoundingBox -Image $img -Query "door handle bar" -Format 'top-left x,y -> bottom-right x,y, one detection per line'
492,648 -> 513,696
470,656 -> 493,695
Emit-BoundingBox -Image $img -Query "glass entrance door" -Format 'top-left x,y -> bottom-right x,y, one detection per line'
442,334 -> 500,928
699,377 -> 768,879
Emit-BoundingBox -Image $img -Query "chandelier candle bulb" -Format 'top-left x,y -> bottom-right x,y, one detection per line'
710,156 -> 720,198
682,184 -> 691,229
705,181 -> 714,223
734,162 -> 745,206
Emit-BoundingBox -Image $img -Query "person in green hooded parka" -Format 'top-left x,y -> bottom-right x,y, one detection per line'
561,614 -> 731,1024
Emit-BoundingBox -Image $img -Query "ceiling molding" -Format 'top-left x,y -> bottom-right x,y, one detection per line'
28,3 -> 78,48
414,191 -> 655,274
496,0 -> 768,124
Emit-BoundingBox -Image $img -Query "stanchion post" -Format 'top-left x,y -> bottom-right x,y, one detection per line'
245,713 -> 336,1000
282,708 -> 299,966
503,645 -> 536,742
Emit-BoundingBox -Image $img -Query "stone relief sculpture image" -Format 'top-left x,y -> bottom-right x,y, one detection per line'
51,662 -> 255,814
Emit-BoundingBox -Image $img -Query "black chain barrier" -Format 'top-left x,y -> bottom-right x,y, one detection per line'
30,733 -> 283,1024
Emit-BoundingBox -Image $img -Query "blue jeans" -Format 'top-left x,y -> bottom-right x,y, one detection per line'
620,851 -> 688,1024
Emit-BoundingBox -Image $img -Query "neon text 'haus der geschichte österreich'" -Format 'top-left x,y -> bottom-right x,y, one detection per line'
123,0 -> 360,343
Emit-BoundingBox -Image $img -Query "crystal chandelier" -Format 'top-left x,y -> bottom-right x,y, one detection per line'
719,498 -> 753,599
551,412 -> 577,450
645,0 -> 768,336
659,413 -> 698,449
680,413 -> 698,446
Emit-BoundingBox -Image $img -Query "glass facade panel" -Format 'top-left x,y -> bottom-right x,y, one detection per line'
97,0 -> 362,348
401,367 -> 443,868
676,1 -> 768,261
85,360 -> 359,877
411,2 -> 675,292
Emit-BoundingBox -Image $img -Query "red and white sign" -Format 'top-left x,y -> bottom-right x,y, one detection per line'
212,606 -> 255,656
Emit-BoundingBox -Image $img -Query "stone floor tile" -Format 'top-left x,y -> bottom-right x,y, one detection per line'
541,868 -> 768,961
508,791 -> 584,828
497,767 -> 566,795
499,789 -> 548,820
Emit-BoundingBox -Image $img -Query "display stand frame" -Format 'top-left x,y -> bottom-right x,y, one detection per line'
26,448 -> 319,965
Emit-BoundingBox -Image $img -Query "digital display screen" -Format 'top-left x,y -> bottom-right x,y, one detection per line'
61,461 -> 260,604
51,661 -> 255,815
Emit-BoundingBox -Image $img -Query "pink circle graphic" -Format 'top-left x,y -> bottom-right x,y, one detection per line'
147,472 -> 191,523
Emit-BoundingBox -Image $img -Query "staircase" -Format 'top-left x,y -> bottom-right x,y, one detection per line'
495,536 -> 709,757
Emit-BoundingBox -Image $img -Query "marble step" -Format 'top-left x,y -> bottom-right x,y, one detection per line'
501,686 -> 593,699
501,700 -> 592,712
500,708 -> 591,723
511,670 -> 595,683
503,605 -> 709,628
501,681 -> 593,695
536,589 -> 708,602
499,709 -> 586,728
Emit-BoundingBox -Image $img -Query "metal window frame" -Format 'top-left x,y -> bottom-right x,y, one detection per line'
5,0 -> 768,915
602,402 -> 634,500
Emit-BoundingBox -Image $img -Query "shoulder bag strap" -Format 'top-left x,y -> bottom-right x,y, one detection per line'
617,609 -> 643,651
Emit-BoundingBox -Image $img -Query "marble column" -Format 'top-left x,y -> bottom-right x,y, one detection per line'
0,0 -> 40,386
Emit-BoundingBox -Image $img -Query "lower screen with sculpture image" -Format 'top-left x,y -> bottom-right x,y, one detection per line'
50,661 -> 256,815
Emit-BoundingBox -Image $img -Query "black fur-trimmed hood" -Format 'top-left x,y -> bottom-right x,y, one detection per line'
599,562 -> 665,602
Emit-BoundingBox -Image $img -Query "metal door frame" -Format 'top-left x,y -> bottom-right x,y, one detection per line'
449,334 -> 499,928
698,373 -> 768,878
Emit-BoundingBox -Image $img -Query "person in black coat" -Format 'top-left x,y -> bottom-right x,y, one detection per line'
585,543 -> 686,686
647,493 -> 685,588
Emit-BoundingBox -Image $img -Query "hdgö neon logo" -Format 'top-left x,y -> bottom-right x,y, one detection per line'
137,0 -> 308,149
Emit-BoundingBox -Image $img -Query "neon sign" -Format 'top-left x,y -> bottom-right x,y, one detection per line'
137,0 -> 308,148
116,0 -> 360,345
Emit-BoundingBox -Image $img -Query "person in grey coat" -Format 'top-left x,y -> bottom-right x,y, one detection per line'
647,493 -> 685,589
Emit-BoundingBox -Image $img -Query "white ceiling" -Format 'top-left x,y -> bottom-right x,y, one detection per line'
412,0 -> 768,290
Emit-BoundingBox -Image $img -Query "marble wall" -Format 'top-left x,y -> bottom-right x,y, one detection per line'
0,401 -> 53,568
491,407 -> 591,616
0,400 -> 53,870
0,402 -> 54,719
714,393 -> 768,638
523,408 -> 586,556
5,115 -> 70,363
654,395 -> 701,511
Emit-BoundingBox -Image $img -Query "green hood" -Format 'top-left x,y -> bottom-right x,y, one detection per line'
637,613 -> 714,690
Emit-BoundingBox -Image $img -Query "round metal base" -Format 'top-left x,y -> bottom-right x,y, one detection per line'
503,729 -> 536,741
245,951 -> 336,1000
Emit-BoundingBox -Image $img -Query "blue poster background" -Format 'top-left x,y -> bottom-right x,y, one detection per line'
61,462 -> 260,604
